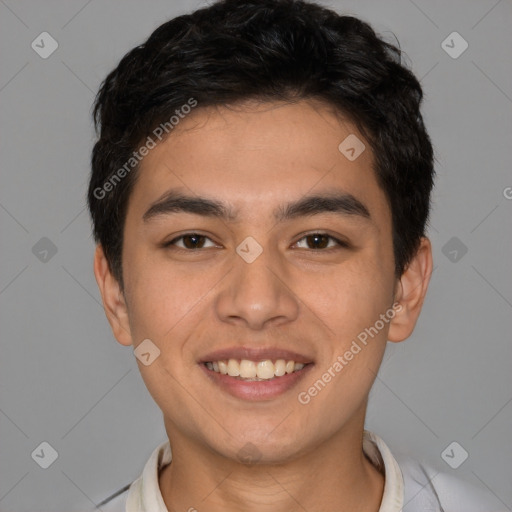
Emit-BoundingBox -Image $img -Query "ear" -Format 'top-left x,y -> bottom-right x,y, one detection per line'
387,237 -> 433,343
93,245 -> 133,346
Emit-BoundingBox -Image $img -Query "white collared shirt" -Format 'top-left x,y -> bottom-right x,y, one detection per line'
97,431 -> 504,511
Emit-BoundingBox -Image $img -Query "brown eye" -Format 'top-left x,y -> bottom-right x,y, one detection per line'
306,234 -> 329,249
182,234 -> 206,249
295,233 -> 347,250
166,233 -> 216,250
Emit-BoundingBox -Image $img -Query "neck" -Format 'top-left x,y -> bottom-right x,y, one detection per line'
159,425 -> 384,512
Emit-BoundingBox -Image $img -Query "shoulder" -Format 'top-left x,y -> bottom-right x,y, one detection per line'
395,453 -> 506,512
92,439 -> 169,512
93,481 -> 133,512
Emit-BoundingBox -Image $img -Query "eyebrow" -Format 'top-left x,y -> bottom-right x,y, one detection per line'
142,189 -> 371,223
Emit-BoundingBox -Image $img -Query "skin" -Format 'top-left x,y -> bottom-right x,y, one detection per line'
94,99 -> 432,511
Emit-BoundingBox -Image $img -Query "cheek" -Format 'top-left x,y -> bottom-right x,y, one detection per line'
123,250 -> 224,343
299,255 -> 394,337
297,266 -> 391,416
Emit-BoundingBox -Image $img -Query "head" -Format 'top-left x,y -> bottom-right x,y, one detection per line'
89,0 -> 434,463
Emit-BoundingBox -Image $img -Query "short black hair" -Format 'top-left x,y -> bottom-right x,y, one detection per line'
88,0 -> 435,288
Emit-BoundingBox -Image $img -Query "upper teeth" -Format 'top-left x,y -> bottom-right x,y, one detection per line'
205,359 -> 305,379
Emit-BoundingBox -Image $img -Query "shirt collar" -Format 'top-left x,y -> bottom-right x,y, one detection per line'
126,430 -> 404,512
363,430 -> 404,512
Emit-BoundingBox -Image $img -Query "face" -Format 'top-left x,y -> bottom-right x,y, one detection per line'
96,99 -> 429,464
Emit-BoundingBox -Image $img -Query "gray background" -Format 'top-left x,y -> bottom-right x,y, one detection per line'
1,0 -> 511,510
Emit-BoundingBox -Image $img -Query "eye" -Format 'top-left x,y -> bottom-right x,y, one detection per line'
163,232 -> 348,251
294,232 -> 348,250
165,233 -> 218,250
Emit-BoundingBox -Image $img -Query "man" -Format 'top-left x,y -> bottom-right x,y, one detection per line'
88,1 -> 502,510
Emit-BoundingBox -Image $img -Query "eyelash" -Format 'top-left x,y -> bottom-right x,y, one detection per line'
163,232 -> 349,251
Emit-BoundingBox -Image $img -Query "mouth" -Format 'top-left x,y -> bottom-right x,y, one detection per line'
198,348 -> 314,401
203,358 -> 308,381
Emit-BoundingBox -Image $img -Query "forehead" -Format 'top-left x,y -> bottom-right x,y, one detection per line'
127,100 -> 390,224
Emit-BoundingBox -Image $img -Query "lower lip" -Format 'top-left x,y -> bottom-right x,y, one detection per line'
199,363 -> 314,401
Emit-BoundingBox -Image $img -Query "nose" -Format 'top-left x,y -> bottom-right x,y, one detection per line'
214,244 -> 300,330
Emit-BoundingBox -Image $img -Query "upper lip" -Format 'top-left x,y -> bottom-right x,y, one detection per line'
199,347 -> 314,365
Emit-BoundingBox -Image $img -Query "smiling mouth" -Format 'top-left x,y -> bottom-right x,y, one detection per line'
203,359 -> 311,381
